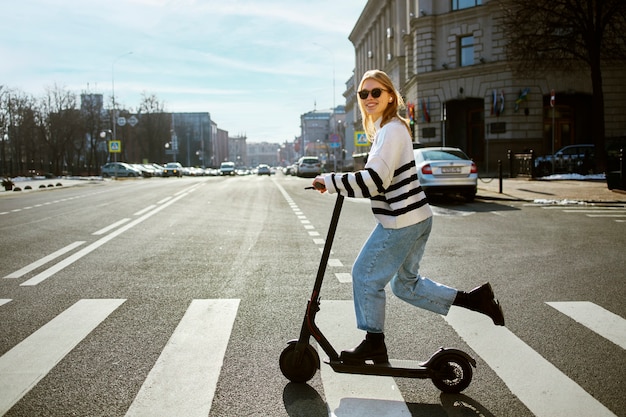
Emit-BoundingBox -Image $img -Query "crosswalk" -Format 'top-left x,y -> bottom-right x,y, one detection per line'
528,203 -> 626,222
0,297 -> 623,416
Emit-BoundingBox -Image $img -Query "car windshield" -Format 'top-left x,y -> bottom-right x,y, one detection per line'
165,163 -> 179,168
420,149 -> 468,161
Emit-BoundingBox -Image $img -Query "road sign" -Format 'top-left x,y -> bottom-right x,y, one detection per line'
128,115 -> 138,127
550,89 -> 555,108
117,116 -> 127,127
355,131 -> 368,147
329,142 -> 340,148
109,140 -> 121,153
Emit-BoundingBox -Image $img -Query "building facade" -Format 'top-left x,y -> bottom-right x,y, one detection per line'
349,0 -> 626,173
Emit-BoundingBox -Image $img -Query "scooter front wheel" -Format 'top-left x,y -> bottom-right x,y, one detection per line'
430,353 -> 473,393
279,342 -> 320,383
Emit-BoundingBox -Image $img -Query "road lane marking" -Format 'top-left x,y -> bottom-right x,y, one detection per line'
444,306 -> 616,417
328,259 -> 343,267
133,205 -> 156,216
0,299 -> 126,415
125,299 -> 240,417
0,299 -> 11,307
4,241 -> 86,279
547,301 -> 626,349
20,191 -> 191,286
335,273 -> 352,283
92,218 -> 131,235
317,300 -> 411,417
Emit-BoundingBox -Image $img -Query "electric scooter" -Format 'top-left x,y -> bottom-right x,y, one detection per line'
279,191 -> 476,393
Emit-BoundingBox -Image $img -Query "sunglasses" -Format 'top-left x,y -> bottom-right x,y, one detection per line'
358,88 -> 388,100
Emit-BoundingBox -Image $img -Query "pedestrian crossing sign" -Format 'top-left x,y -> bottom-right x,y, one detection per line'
355,131 -> 368,147
109,140 -> 121,153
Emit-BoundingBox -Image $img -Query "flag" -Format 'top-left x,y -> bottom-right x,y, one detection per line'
407,103 -> 415,125
514,88 -> 529,112
497,90 -> 505,116
421,98 -> 430,122
491,90 -> 497,115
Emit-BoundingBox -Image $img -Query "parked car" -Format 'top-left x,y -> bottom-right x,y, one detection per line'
101,162 -> 142,178
220,161 -> 236,176
163,162 -> 184,177
296,156 -> 322,177
257,164 -> 271,176
534,144 -> 595,177
150,163 -> 164,176
283,165 -> 296,176
132,163 -> 155,177
413,147 -> 477,201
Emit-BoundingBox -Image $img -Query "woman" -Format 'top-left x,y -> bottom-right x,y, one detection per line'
312,69 -> 504,365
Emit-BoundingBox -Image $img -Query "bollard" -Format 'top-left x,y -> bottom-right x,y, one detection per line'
498,160 -> 503,194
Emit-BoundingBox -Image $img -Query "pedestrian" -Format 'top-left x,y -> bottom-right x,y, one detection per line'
311,69 -> 505,365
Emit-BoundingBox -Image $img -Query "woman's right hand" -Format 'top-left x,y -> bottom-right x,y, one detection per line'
312,176 -> 327,193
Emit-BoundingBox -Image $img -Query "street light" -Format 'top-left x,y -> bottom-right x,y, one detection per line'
100,129 -> 118,179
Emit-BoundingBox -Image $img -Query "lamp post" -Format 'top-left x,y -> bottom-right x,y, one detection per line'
111,51 -> 133,150
100,129 -> 117,179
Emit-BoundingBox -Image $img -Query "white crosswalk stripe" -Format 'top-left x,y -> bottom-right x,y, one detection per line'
445,306 -> 617,417
547,301 -> 626,349
1,297 -> 622,416
536,205 -> 626,222
0,299 -> 126,415
126,299 -> 240,417
317,300 -> 412,417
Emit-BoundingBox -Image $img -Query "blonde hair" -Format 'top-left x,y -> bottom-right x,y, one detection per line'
357,69 -> 411,141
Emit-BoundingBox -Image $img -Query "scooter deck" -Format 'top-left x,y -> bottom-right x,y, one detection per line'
324,358 -> 434,379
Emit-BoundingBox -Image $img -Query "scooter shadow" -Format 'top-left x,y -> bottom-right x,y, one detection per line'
282,382 -> 496,417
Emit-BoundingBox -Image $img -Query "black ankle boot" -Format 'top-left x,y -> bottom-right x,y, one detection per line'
454,283 -> 505,326
340,332 -> 389,364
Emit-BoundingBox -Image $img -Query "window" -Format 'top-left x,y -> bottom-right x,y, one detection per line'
460,36 -> 474,66
452,0 -> 482,10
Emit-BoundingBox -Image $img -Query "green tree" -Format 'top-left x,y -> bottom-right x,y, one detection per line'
499,0 -> 626,170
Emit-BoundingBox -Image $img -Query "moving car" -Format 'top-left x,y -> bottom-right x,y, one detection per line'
296,156 -> 322,177
100,162 -> 142,178
257,164 -> 271,176
534,144 -> 595,177
220,161 -> 236,176
413,146 -> 477,201
163,162 -> 184,177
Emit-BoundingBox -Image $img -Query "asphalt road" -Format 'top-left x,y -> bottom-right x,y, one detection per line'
0,174 -> 624,417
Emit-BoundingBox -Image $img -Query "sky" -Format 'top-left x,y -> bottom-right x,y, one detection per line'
1,0 -> 367,143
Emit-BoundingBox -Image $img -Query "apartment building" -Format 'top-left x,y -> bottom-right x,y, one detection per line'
348,0 -> 626,172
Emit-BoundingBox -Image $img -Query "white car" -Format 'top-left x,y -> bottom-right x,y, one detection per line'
413,146 -> 477,201
220,161 -> 236,176
296,156 -> 321,177
100,162 -> 142,178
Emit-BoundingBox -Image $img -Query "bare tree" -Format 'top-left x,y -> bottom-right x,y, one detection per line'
37,85 -> 81,175
137,93 -> 170,163
498,0 -> 626,170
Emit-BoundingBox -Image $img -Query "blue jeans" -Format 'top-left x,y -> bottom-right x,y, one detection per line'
351,217 -> 457,333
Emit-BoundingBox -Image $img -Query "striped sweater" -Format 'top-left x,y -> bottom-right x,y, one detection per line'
322,117 -> 433,229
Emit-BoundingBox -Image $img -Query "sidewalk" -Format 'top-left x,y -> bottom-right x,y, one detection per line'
477,175 -> 626,204
1,176 -> 104,194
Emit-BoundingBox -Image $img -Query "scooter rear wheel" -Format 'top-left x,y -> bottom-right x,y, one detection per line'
279,343 -> 320,383
430,353 -> 473,393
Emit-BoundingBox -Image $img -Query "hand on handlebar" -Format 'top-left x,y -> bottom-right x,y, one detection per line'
312,176 -> 327,193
